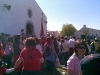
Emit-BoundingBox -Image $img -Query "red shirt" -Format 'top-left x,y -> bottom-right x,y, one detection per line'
0,68 -> 6,74
41,37 -> 46,46
13,55 -> 23,72
20,47 -> 42,71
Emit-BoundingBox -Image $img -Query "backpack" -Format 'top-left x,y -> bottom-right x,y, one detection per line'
44,44 -> 51,57
53,40 -> 58,50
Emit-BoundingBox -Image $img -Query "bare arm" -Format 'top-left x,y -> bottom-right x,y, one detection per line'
14,57 -> 23,69
19,44 -> 23,50
39,57 -> 44,63
68,70 -> 74,75
51,45 -> 58,58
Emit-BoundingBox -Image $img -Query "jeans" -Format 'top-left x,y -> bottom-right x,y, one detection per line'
3,55 -> 12,69
59,52 -> 69,66
46,60 -> 54,73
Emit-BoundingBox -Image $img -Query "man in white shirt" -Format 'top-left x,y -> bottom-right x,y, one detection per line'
64,37 -> 69,52
67,36 -> 76,57
63,37 -> 69,66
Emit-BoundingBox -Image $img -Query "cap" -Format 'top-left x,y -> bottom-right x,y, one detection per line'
80,54 -> 100,75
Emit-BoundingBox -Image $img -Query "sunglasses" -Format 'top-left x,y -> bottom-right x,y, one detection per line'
77,46 -> 86,49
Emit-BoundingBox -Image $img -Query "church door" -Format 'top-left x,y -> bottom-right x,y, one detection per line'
26,23 -> 33,36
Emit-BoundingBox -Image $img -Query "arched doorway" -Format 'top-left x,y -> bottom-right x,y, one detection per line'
26,23 -> 34,36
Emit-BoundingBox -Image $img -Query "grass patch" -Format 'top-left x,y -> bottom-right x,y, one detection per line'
4,65 -> 67,75
41,65 -> 67,75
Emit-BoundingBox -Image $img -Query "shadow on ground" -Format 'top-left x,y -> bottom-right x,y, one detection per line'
41,65 -> 67,75
3,63 -> 67,75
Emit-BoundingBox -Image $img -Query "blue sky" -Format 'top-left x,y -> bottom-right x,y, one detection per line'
36,0 -> 100,31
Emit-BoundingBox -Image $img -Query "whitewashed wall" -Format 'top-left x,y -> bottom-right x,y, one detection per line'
74,31 -> 83,39
0,0 -> 47,37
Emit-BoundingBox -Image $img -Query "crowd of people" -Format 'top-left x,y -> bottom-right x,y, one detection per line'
0,30 -> 100,75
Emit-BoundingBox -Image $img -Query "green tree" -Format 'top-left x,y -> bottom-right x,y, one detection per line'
60,24 -> 76,36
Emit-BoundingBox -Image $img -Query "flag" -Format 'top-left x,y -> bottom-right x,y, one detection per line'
40,16 -> 44,37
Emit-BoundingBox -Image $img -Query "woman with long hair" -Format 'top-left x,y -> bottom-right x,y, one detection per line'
13,34 -> 23,75
44,37 -> 58,74
4,36 -> 13,68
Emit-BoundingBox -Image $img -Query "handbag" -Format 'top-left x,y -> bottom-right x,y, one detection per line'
55,58 -> 61,67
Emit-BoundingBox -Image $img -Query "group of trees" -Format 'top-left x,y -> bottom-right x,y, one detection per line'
60,24 -> 89,39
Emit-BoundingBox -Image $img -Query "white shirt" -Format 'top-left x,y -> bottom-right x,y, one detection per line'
64,40 -> 68,46
68,38 -> 75,48
36,44 -> 43,55
87,44 -> 91,52
5,45 -> 11,55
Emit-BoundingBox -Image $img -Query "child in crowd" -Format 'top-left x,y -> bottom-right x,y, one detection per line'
0,60 -> 14,75
0,43 -> 14,75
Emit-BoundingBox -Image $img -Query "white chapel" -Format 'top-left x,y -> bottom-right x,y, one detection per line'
0,0 -> 47,37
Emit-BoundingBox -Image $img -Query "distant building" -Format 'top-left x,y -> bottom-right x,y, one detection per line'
74,25 -> 100,39
0,0 -> 47,37
47,30 -> 60,37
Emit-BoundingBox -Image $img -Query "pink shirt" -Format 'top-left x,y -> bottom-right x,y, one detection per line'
67,53 -> 82,75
